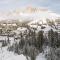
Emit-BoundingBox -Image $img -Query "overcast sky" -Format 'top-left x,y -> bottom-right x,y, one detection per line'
0,0 -> 60,14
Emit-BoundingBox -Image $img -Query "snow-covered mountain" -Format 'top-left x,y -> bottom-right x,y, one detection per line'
0,7 -> 60,22
0,7 -> 60,33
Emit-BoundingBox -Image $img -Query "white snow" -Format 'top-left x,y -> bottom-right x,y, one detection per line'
36,53 -> 46,60
0,47 -> 28,60
0,46 -> 47,60
6,54 -> 27,60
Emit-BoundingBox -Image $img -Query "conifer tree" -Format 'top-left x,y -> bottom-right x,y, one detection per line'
37,30 -> 44,51
48,29 -> 54,47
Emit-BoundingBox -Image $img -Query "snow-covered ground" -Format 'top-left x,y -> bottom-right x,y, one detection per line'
0,46 -> 49,60
0,7 -> 59,60
36,53 -> 46,60
0,47 -> 29,60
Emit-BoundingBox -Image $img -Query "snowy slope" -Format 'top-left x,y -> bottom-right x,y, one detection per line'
0,46 -> 49,60
36,53 -> 46,60
27,11 -> 60,25
0,47 -> 30,60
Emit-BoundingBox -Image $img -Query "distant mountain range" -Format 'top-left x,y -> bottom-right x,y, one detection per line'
0,7 -> 60,24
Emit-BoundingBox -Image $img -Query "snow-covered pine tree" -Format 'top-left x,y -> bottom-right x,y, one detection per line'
37,30 -> 44,52
48,29 -> 54,47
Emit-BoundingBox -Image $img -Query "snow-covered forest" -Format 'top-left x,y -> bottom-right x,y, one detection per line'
0,18 -> 60,60
0,7 -> 60,60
